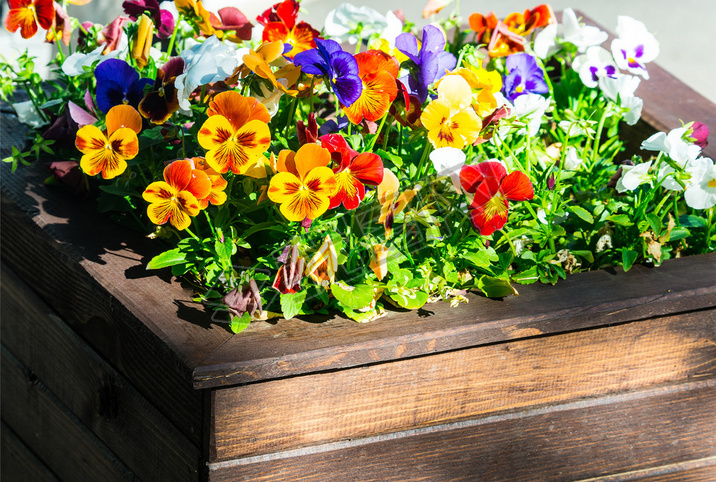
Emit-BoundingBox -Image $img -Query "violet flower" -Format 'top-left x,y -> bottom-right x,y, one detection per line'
122,0 -> 175,39
94,58 -> 153,113
293,38 -> 362,107
395,25 -> 456,104
503,52 -> 549,102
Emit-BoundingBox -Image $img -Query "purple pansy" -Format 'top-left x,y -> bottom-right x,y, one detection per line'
122,0 -> 175,39
94,58 -> 153,113
293,39 -> 362,107
503,53 -> 549,102
395,25 -> 456,104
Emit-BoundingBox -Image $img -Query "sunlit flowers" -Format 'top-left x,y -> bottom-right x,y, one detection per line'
341,50 -> 399,124
305,235 -> 338,286
503,53 -> 549,102
138,57 -> 184,124
192,157 -> 228,209
197,91 -> 272,175
5,0 -> 54,39
377,168 -> 417,239
324,3 -> 388,45
75,105 -> 141,179
142,159 -> 211,230
258,0 -> 319,58
460,161 -> 534,235
611,16 -> 659,79
267,144 -> 338,222
396,25 -> 456,103
94,58 -> 153,113
421,75 -> 482,149
573,47 -> 618,88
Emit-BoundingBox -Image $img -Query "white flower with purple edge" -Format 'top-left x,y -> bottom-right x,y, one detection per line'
611,16 -> 659,80
573,47 -> 618,89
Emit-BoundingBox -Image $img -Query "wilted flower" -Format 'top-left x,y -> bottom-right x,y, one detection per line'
272,245 -> 305,294
305,235 -> 338,287
223,280 -> 263,319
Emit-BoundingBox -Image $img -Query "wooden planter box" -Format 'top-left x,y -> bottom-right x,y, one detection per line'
2,19 -> 716,482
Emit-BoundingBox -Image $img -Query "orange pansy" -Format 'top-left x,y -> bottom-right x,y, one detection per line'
75,105 -> 142,179
5,0 -> 54,39
342,50 -> 399,125
192,157 -> 228,209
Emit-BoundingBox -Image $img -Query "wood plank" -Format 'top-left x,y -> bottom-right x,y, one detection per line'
211,309 -> 716,461
209,381 -> 716,481
1,346 -> 134,482
1,421 -> 59,482
0,263 -> 201,481
580,456 -> 716,481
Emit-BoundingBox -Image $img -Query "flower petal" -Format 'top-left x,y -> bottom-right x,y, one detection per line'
143,180 -> 176,203
294,143 -> 332,180
499,171 -> 534,201
75,125 -> 107,154
207,91 -> 271,130
163,159 -> 193,192
106,104 -> 142,135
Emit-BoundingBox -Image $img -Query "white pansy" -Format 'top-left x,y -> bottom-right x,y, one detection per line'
611,16 -> 659,79
533,8 -> 607,58
62,45 -> 124,77
684,157 -> 716,209
533,23 -> 558,59
512,94 -> 551,137
12,100 -> 48,128
563,146 -> 583,170
175,36 -> 242,111
616,161 -> 652,193
324,3 -> 388,44
641,127 -> 701,167
430,147 -> 465,192
599,74 -> 643,126
573,46 -> 618,88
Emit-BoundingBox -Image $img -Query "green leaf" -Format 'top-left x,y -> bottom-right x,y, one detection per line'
375,148 -> 403,167
147,248 -> 187,270
330,283 -> 375,310
512,266 -> 539,284
571,250 -> 594,264
645,213 -> 662,234
99,184 -> 136,197
679,214 -> 707,228
280,290 -> 307,319
387,288 -> 428,309
463,250 -> 494,269
568,206 -> 594,224
229,312 -> 251,334
668,226 -> 690,242
477,275 -> 518,298
607,214 -> 633,226
622,248 -> 638,272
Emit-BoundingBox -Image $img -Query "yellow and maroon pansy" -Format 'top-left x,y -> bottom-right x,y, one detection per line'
267,144 -> 337,222
421,75 -> 482,149
75,104 -> 142,180
198,91 -> 272,175
142,159 -> 212,231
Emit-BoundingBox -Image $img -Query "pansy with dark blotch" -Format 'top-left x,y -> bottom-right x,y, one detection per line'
95,58 -> 153,113
122,0 -> 175,38
293,39 -> 362,107
138,57 -> 185,124
503,52 -> 548,102
396,25 -> 456,104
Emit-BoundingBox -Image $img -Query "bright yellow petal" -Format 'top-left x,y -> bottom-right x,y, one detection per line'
75,125 -> 107,154
302,166 -> 337,198
421,99 -> 451,133
233,120 -> 272,174
108,127 -> 139,160
267,171 -> 302,204
142,181 -> 177,203
106,105 -> 142,135
294,143 -> 331,180
437,75 -> 473,112
198,115 -> 233,151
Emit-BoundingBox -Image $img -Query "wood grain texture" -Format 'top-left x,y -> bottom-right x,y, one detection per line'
209,381 -> 716,481
1,263 -> 201,482
580,457 -> 716,481
211,309 -> 716,461
1,347 -> 134,482
1,421 -> 59,482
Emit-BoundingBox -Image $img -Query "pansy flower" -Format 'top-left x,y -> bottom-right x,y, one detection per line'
611,16 -> 659,79
237,41 -> 300,96
45,2 -> 72,46
99,16 -> 130,54
142,159 -> 212,230
191,157 -> 228,209
258,0 -> 320,58
175,0 -> 215,36
5,0 -> 54,39
503,53 -> 549,102
211,7 -> 254,43
267,144 -> 338,222
75,105 -> 142,179
122,0 -> 175,38
305,235 -> 338,287
94,58 -> 153,113
421,75 -> 482,149
503,4 -> 554,36
131,13 -> 154,69
342,50 -> 399,125
684,157 -> 716,210
320,134 -> 384,210
396,24 -> 456,103
468,11 -> 498,45
460,161 -> 534,236
441,67 -> 502,117
197,91 -> 272,175
293,38 -> 362,107
573,47 -> 618,89
138,57 -> 184,124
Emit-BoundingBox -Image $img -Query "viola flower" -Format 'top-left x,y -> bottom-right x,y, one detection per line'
421,75 -> 482,149
320,134 -> 384,210
611,16 -> 659,79
503,4 -> 554,36
430,147 -> 465,192
503,53 -> 549,102
272,244 -> 305,294
376,168 -> 417,239
293,39 -> 363,107
573,47 -> 618,89
94,58 -> 153,114
122,0 -> 174,38
297,113 -> 319,146
131,13 -> 154,69
599,74 -> 643,126
305,235 -> 338,287
267,144 -> 338,222
684,157 -> 716,210
342,49 -> 399,125
468,11 -> 498,45
615,161 -> 653,193
75,105 -> 142,180
324,3 -> 388,44
191,157 -> 228,209
460,161 -> 534,236
396,24 -> 456,103
175,0 -> 214,36
258,0 -> 320,58
5,0 -> 54,39
533,8 -> 608,58
641,126 -> 701,167
442,67 -> 502,117
211,7 -> 254,43
197,91 -> 272,175
223,279 -> 263,319
238,41 -> 301,97
142,159 -> 212,230
687,122 -> 709,149
138,57 -> 184,124
99,15 -> 130,54
486,22 -> 526,58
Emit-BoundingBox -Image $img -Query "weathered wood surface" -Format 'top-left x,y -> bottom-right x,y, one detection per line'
211,308 -> 716,461
1,422 -> 59,482
1,263 -> 201,481
208,381 -> 716,481
1,347 -> 134,481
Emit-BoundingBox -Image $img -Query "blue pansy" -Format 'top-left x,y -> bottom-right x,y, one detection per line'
293,39 -> 362,107
503,53 -> 549,102
95,58 -> 153,113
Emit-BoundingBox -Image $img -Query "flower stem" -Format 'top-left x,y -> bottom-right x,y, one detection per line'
165,15 -> 182,59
